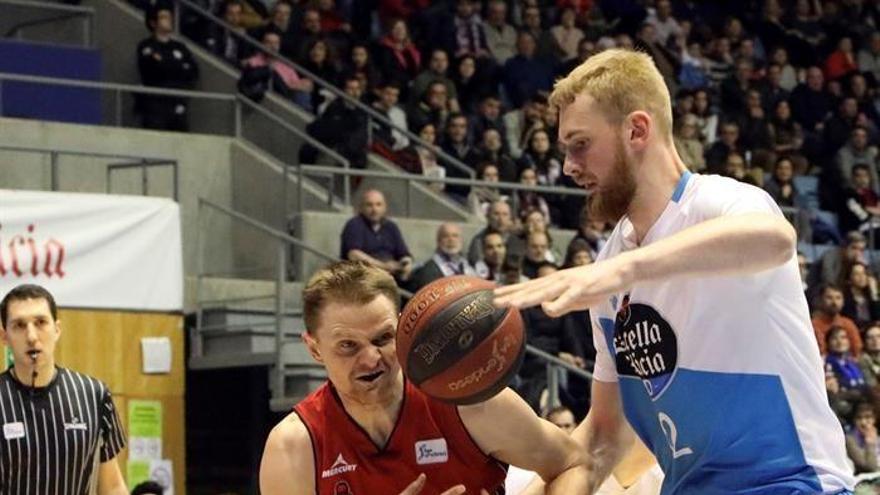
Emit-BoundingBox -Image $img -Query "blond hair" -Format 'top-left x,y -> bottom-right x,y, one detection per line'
549,48 -> 673,139
302,260 -> 400,334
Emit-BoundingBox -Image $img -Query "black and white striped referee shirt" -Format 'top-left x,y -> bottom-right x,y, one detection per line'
0,367 -> 126,495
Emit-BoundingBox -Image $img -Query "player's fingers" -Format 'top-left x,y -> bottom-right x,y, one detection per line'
541,286 -> 581,317
399,473 -> 426,495
497,278 -> 568,309
439,485 -> 466,495
493,276 -> 547,299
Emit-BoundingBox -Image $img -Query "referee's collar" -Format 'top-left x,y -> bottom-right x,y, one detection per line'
6,366 -> 61,395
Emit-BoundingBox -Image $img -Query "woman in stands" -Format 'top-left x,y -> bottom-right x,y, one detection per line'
859,324 -> 880,391
845,402 -> 880,473
842,262 -> 880,327
826,326 -> 870,424
376,19 -> 421,88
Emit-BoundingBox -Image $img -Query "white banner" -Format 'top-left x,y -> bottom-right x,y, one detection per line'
0,189 -> 182,311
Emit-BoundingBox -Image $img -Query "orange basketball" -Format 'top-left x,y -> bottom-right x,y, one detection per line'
396,275 -> 525,405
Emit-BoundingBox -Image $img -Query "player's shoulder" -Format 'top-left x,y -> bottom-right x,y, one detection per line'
56,368 -> 110,398
268,411 -> 314,453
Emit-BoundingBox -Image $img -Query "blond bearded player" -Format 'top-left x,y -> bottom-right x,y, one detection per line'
495,49 -> 853,494
259,261 -> 588,494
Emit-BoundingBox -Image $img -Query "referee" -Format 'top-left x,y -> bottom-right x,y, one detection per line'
0,284 -> 128,495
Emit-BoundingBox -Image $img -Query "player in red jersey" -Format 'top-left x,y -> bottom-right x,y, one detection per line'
260,261 -> 588,495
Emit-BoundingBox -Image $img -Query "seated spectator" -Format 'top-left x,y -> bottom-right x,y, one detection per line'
341,43 -> 381,93
467,163 -> 505,223
705,121 -> 742,174
470,95 -> 506,146
521,230 -> 555,279
205,0 -> 247,65
300,77 -> 367,168
503,95 -> 547,160
440,113 -> 479,200
633,22 -> 680,96
467,199 -> 525,265
570,206 -> 611,256
838,163 -> 880,239
812,231 -> 876,288
858,32 -> 880,86
722,153 -> 759,186
376,19 -> 421,88
764,157 -> 802,207
520,5 -> 561,62
512,168 -> 551,223
813,284 -> 864,356
406,223 -> 475,292
517,129 -> 562,187
137,5 -> 199,131
397,123 -> 444,192
286,8 -> 324,61
550,7 -> 585,63
825,36 -> 859,82
475,127 -> 517,183
503,31 -> 554,109
845,402 -> 880,473
545,405 -> 577,433
409,49 -> 461,113
692,88 -> 719,145
842,262 -> 880,327
444,0 -> 492,62
501,255 -> 527,286
562,238 -> 593,268
407,81 -> 451,136
790,66 -> 833,135
825,97 -> 865,160
483,0 -> 517,65
474,230 -> 506,283
340,189 -> 413,282
742,89 -> 774,154
825,326 -> 869,421
370,82 -> 409,152
837,127 -> 880,194
719,58 -> 753,120
452,55 -> 486,115
768,46 -> 798,91
678,40 -> 710,91
238,28 -> 312,108
674,113 -> 706,172
768,100 -> 804,157
302,39 -> 341,111
849,74 -> 879,124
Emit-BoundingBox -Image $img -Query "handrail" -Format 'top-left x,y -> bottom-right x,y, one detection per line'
526,346 -> 593,380
174,0 -> 476,178
0,0 -> 93,14
0,143 -> 174,162
0,71 -> 234,100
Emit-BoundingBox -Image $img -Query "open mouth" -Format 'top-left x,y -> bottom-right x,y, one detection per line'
357,370 -> 384,383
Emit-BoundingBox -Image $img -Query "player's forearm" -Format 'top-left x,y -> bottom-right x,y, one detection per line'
573,415 -> 634,494
545,463 -> 589,494
620,213 -> 795,285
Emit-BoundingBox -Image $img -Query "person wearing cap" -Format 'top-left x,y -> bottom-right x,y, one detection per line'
0,284 -> 127,495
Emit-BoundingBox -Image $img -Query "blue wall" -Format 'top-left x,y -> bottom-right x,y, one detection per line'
0,40 -> 102,124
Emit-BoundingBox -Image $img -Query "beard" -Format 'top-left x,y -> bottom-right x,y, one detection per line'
587,137 -> 637,224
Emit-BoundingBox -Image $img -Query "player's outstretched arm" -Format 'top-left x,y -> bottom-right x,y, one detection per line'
495,212 -> 795,317
97,458 -> 128,495
260,414 -> 315,495
458,388 -> 589,494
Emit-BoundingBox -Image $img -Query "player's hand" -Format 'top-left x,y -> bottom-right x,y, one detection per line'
399,473 -> 465,495
494,255 -> 635,317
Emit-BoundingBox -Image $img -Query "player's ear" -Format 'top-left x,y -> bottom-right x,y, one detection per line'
303,331 -> 323,363
626,111 -> 652,150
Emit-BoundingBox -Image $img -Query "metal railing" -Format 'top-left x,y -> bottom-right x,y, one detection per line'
196,197 -> 591,407
0,143 -> 178,199
1,0 -> 94,48
173,0 -> 477,179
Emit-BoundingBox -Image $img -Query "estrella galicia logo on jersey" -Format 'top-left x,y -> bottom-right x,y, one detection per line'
614,302 -> 678,399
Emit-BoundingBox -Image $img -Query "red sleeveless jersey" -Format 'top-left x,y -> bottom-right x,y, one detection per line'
293,380 -> 507,495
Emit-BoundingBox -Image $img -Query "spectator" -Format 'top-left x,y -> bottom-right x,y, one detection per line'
674,113 -> 706,172
501,255 -> 527,286
376,19 -> 422,88
741,89 -> 774,154
371,82 -> 409,151
760,64 -> 792,114
513,168 -> 551,224
720,58 -> 753,120
398,123 -> 445,191
406,223 -> 475,292
484,0 -> 517,65
562,238 -> 593,268
340,43 -> 381,92
842,261 -> 880,327
452,55 -> 484,114
787,0 -> 825,48
302,39 -> 341,111
692,88 -> 719,144
445,0 -> 491,61
837,127 -> 880,193
722,152 -> 759,186
705,36 -> 735,87
570,208 -> 610,256
678,40 -> 710,91
339,188 -> 413,281
287,8 -> 323,61
768,99 -> 804,157
858,323 -> 880,388
441,113 -> 479,200
769,46 -> 799,92
136,5 -> 199,131
764,157 -> 809,230
633,22 -> 680,96
645,0 -> 682,47
705,121 -> 742,173
503,95 -> 547,159
545,405 -> 577,434
467,199 -> 524,265
521,230 -> 554,279
467,163 -> 505,223
131,481 -> 164,495
849,74 -> 878,124
407,81 -> 451,135
550,7 -> 585,63
474,230 -> 507,283
812,284 -> 864,356
521,5 -> 560,62
858,32 -> 880,85
502,31 -> 554,109
825,36 -> 859,82
205,0 -> 247,65
300,77 -> 367,168
238,28 -> 312,108
475,127 -> 517,182
812,231 -> 875,287
409,49 -> 461,114
790,66 -> 833,134
825,326 -> 868,421
517,129 -> 562,187
845,402 -> 880,473
825,97 -> 864,159
838,163 -> 880,237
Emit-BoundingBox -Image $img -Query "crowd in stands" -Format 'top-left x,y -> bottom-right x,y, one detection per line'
131,0 -> 880,477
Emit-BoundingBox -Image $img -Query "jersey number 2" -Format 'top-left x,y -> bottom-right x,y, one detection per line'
658,412 -> 693,459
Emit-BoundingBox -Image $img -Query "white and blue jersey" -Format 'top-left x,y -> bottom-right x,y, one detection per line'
591,172 -> 854,494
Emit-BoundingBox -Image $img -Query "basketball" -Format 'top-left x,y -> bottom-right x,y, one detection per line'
396,275 -> 525,405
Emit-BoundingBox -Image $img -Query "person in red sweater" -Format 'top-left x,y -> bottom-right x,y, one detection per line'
260,261 -> 591,495
813,283 -> 864,356
825,36 -> 859,81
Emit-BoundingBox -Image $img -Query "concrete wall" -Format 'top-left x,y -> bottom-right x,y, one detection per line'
0,117 -> 234,277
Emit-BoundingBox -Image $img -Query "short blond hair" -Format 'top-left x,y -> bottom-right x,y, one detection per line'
302,261 -> 400,333
550,48 -> 673,139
